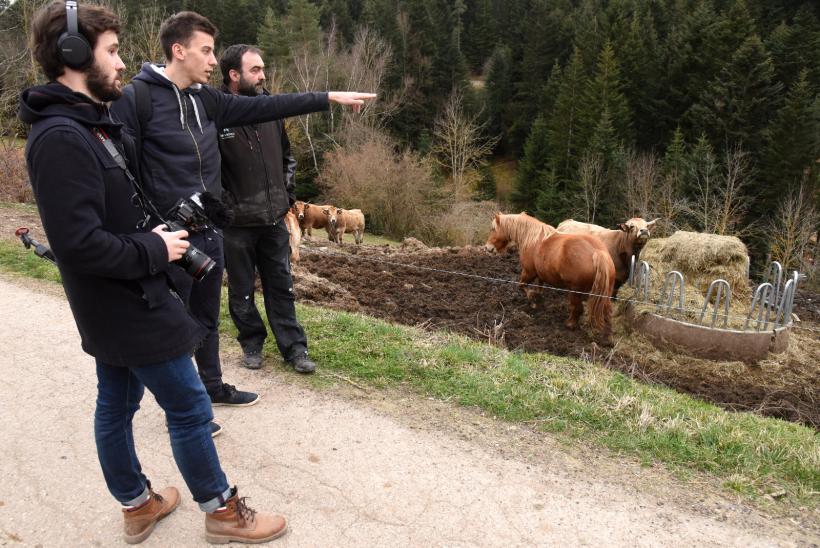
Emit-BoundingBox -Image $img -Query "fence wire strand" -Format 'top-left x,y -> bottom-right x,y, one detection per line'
299,245 -> 820,336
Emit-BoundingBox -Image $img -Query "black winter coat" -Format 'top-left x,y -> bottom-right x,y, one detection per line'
110,63 -> 328,216
19,82 -> 206,367
218,88 -> 297,226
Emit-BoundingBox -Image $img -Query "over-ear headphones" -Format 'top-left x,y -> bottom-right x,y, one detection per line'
57,0 -> 92,69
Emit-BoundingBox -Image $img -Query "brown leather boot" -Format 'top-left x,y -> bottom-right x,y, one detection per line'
205,491 -> 288,544
122,486 -> 180,544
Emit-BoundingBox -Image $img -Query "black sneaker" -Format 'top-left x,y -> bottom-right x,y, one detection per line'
210,421 -> 223,438
287,352 -> 316,374
242,351 -> 263,370
209,383 -> 260,407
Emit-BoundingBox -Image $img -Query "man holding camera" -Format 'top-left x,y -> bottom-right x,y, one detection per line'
217,44 -> 316,374
110,12 -> 373,410
21,1 -> 292,543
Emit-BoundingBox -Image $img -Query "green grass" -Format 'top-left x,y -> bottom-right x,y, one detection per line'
269,302 -> 818,506
0,238 -> 60,283
360,232 -> 401,246
2,217 -> 817,509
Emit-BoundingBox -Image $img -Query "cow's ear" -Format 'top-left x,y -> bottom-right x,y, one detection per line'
618,223 -> 628,232
337,208 -> 342,214
323,208 -> 330,216
304,203 -> 310,210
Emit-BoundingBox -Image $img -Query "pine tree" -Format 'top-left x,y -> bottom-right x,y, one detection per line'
705,0 -> 756,63
462,0 -> 498,71
257,7 -> 291,68
618,7 -> 664,147
664,0 -> 723,125
766,5 -> 820,92
758,70 -> 820,216
287,0 -> 323,52
426,0 -> 468,100
571,0 -> 605,72
484,45 -> 513,146
583,109 -> 623,226
686,34 -> 783,157
511,115 -> 551,212
474,164 -> 497,201
662,127 -> 687,191
322,0 -> 355,46
579,41 -> 633,148
506,0 -> 573,153
546,48 -> 587,189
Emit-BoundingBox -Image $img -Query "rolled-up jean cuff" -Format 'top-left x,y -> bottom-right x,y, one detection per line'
123,486 -> 150,507
200,486 -> 233,513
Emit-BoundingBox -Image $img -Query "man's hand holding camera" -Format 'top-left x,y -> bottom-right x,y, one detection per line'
152,225 -> 190,262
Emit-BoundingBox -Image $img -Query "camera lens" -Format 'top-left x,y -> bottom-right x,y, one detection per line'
175,246 -> 215,281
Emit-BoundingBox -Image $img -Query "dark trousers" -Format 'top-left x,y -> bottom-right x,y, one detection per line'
223,222 -> 307,361
167,230 -> 225,394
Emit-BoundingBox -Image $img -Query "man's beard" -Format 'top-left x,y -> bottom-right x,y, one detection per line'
237,75 -> 262,97
86,62 -> 123,102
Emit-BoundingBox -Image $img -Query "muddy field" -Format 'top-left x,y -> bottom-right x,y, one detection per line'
295,239 -> 820,428
3,205 -> 817,428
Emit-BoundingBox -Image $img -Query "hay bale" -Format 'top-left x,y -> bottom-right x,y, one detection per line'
640,231 -> 750,297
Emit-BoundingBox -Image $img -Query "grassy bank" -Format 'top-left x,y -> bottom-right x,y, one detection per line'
0,238 -> 60,283
1,235 -> 817,509
251,303 -> 820,507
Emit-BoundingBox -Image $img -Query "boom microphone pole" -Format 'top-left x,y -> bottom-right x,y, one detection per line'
15,227 -> 56,263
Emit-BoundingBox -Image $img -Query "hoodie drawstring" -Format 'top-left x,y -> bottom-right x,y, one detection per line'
189,95 -> 203,134
171,85 -> 185,130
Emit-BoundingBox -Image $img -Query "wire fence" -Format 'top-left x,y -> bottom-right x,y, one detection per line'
298,245 -> 820,336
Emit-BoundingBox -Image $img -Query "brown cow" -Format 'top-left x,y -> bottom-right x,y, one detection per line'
293,200 -> 333,239
323,207 -> 366,245
556,217 -> 659,294
284,210 -> 302,262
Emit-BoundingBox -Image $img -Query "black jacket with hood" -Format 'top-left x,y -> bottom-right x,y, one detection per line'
217,86 -> 297,226
19,82 -> 206,367
110,63 -> 327,217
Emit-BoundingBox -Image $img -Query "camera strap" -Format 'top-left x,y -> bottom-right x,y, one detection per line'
91,127 -> 166,228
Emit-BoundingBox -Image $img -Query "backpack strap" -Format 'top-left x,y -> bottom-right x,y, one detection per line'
129,79 -> 152,162
198,86 -> 218,124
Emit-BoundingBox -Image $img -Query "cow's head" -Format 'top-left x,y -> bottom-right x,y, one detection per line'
323,207 -> 341,229
618,217 -> 659,244
294,201 -> 307,221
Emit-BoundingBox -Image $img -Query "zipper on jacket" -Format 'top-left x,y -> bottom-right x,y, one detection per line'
183,95 -> 206,191
255,127 -> 275,223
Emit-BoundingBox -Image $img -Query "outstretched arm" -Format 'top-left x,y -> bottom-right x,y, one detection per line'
328,92 -> 377,113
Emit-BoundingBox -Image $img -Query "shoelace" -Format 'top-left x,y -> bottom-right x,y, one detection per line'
222,384 -> 237,397
234,497 -> 257,524
151,491 -> 165,504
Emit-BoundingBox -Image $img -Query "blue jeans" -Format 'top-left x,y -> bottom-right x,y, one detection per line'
94,353 -> 230,510
166,231 -> 226,394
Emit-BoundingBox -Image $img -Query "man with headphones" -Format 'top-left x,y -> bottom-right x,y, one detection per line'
21,1 -> 290,544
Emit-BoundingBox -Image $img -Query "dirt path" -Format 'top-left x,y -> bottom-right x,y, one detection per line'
0,274 -> 817,547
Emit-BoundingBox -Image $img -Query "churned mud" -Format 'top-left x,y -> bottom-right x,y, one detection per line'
295,239 -> 820,428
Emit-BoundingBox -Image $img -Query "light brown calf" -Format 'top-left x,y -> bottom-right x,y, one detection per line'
293,200 -> 332,238
284,210 -> 302,262
323,207 -> 366,245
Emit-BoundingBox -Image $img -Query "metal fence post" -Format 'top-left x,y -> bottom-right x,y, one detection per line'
700,279 -> 731,328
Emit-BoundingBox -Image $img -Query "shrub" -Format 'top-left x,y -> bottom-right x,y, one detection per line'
0,139 -> 32,203
417,200 -> 499,247
318,126 -> 440,240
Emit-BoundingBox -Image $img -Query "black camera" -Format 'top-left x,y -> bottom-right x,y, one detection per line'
167,193 -> 211,232
165,193 -> 215,281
